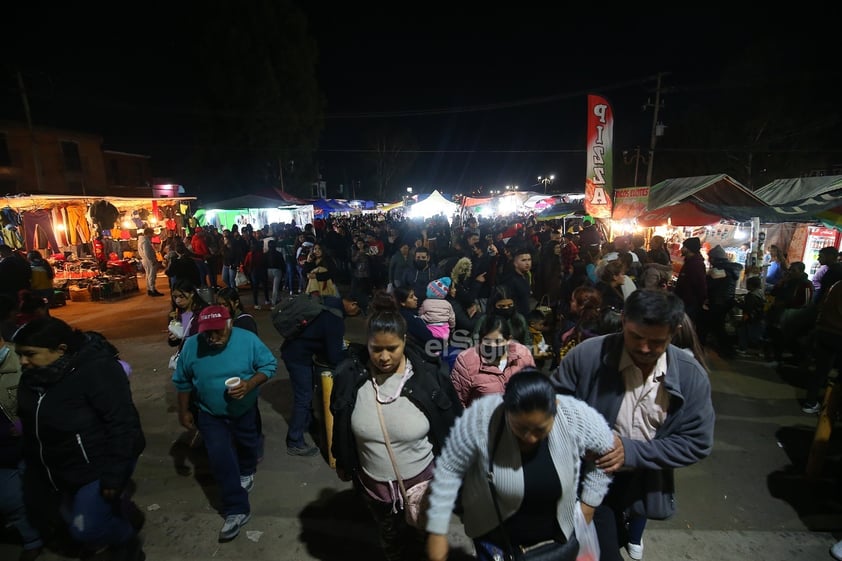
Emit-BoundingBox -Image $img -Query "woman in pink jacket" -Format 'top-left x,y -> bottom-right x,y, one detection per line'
450,314 -> 535,408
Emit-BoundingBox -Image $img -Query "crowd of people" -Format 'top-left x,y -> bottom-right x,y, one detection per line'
1,208 -> 841,561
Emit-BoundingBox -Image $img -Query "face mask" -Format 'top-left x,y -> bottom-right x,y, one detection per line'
495,307 -> 515,318
414,260 -> 428,270
480,343 -> 506,362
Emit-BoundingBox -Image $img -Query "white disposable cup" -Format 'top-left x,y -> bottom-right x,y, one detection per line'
225,377 -> 241,391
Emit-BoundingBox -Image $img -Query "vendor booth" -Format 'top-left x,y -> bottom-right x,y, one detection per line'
1,193 -> 195,302
407,190 -> 459,220
195,194 -> 314,230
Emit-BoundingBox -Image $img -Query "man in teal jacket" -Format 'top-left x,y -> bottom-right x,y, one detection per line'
172,305 -> 277,542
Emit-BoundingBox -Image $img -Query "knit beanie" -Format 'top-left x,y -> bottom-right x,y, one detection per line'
426,277 -> 452,299
682,237 -> 702,254
708,244 -> 727,261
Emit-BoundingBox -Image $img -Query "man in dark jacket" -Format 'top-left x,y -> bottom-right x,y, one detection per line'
280,296 -> 360,456
551,289 -> 714,561
700,245 -> 743,358
0,245 -> 31,301
401,247 -> 440,307
673,237 -> 707,330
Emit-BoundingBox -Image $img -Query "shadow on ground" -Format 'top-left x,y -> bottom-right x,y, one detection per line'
298,488 -> 475,561
768,425 -> 842,532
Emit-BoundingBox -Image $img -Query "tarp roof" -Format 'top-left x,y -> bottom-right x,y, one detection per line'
0,193 -> 196,212
647,174 -> 766,210
200,194 -> 289,210
409,190 -> 459,216
754,176 -> 842,204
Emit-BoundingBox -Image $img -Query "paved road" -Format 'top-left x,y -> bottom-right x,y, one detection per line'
2,277 -> 841,560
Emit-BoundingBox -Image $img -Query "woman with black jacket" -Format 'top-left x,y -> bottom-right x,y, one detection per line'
330,293 -> 462,561
13,317 -> 146,560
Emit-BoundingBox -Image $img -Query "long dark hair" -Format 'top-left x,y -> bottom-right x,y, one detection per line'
503,368 -> 557,416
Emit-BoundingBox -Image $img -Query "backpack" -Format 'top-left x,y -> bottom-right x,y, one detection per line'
271,294 -> 342,339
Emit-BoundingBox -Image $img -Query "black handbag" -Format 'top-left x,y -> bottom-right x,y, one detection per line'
486,414 -> 579,561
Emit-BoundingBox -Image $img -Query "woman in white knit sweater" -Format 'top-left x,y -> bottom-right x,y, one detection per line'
425,369 -> 615,561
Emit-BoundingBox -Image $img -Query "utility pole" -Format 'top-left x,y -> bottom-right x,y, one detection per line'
17,70 -> 43,192
645,72 -> 666,187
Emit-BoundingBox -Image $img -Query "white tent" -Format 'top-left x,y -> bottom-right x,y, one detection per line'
408,190 -> 459,220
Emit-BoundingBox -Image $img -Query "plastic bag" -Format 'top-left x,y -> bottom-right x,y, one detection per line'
573,503 -> 600,561
236,270 -> 249,288
168,320 -> 184,339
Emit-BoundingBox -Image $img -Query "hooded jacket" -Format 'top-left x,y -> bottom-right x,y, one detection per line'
16,332 -> 145,492
707,257 -> 743,309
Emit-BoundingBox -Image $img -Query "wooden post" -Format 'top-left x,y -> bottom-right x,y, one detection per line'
806,380 -> 842,479
320,370 -> 336,469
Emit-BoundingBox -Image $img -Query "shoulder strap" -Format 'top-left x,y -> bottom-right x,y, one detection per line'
487,408 -> 516,557
374,387 -> 409,502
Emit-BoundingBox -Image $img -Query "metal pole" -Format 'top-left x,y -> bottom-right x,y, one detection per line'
645,73 -> 664,187
633,147 -> 641,186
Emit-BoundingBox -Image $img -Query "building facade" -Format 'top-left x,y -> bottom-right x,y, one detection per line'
0,121 -> 155,197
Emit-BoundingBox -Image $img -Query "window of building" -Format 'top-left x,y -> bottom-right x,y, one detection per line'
0,133 -> 11,167
67,180 -> 83,194
135,162 -> 143,184
61,141 -> 82,172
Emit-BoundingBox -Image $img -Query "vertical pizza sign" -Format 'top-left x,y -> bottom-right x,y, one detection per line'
584,94 -> 614,218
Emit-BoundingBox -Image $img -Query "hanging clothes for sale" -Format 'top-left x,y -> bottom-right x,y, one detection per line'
89,200 -> 120,230
65,204 -> 92,245
51,206 -> 69,247
2,225 -> 24,249
1,207 -> 22,228
20,209 -> 62,254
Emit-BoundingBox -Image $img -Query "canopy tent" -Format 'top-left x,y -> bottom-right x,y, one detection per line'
461,196 -> 493,208
616,174 -> 768,226
407,190 -> 459,219
277,191 -> 309,205
647,174 -> 766,210
196,195 -> 313,229
328,199 -> 355,212
523,194 -> 560,210
0,193 -> 196,213
199,194 -> 287,210
536,200 -> 586,221
754,176 -> 842,204
692,176 -> 842,226
378,200 -> 405,212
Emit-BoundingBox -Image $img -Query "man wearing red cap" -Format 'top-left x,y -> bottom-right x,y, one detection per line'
171,305 -> 277,542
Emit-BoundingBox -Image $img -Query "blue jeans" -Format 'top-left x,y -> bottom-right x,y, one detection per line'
283,360 -> 314,448
222,265 -> 238,289
268,268 -> 283,305
60,478 -> 134,547
0,463 -> 43,551
285,262 -> 295,293
196,407 -> 259,516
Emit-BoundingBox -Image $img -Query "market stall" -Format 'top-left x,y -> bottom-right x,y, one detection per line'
1,193 -> 195,302
195,194 -> 314,230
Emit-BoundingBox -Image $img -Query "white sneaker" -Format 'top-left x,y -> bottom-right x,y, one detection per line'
218,513 -> 251,541
831,539 -> 842,561
240,474 -> 254,492
627,541 -> 644,560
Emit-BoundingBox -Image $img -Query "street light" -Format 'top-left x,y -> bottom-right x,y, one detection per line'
538,175 -> 555,194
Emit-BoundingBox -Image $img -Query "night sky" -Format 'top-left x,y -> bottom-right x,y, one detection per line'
3,5 -> 838,199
